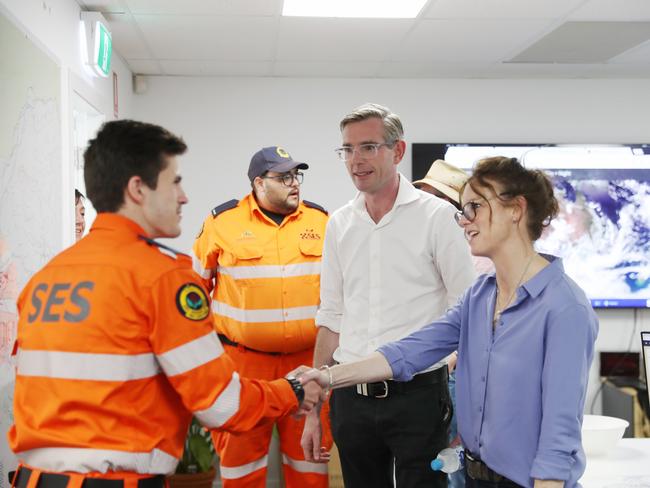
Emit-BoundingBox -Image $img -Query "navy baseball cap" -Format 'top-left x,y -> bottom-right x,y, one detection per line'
248,146 -> 309,182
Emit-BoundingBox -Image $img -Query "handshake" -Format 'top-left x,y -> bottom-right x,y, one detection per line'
285,365 -> 330,416
285,365 -> 333,463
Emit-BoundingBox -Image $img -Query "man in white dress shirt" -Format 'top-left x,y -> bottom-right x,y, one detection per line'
300,103 -> 476,487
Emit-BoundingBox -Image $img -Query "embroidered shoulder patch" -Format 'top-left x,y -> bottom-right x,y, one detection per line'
176,283 -> 210,321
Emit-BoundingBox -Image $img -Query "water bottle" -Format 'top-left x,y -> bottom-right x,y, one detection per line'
430,446 -> 464,473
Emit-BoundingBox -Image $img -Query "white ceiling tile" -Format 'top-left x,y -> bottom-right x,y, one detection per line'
423,0 -> 585,20
608,39 -> 650,63
395,19 -> 551,63
272,61 -> 381,77
569,0 -> 650,21
134,15 -> 277,60
159,60 -> 272,76
509,22 -> 650,63
276,18 -> 413,61
105,15 -> 152,59
126,58 -> 162,75
124,0 -> 282,16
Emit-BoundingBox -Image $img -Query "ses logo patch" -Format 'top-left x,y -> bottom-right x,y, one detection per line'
176,283 -> 210,321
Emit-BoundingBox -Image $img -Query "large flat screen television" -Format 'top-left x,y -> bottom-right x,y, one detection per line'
413,143 -> 650,309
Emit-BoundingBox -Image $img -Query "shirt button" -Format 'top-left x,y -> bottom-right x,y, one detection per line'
478,406 -> 482,412
481,376 -> 486,382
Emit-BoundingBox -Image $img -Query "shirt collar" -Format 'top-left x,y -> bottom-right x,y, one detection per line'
90,213 -> 148,238
351,172 -> 419,212
485,253 -> 563,299
246,192 -> 303,223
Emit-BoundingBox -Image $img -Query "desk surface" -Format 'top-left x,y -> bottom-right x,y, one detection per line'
580,438 -> 650,487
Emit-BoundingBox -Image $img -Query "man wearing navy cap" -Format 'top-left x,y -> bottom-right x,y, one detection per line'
193,147 -> 332,488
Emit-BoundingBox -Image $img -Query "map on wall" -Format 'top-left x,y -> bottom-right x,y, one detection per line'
0,11 -> 62,486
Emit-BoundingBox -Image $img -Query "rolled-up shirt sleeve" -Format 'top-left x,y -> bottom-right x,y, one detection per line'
378,292 -> 466,381
530,303 -> 597,480
315,218 -> 343,332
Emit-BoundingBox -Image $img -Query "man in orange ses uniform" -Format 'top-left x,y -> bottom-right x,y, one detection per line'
8,120 -> 322,488
192,146 -> 332,487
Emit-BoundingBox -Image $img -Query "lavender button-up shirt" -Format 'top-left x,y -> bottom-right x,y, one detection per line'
379,256 -> 598,487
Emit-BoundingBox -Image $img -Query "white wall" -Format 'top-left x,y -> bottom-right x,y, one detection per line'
1,0 -> 135,245
132,75 -> 650,414
0,1 -> 134,484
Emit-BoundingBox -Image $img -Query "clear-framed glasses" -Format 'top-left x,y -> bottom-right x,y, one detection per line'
334,142 -> 394,162
261,171 -> 304,187
454,201 -> 483,225
454,194 -> 511,226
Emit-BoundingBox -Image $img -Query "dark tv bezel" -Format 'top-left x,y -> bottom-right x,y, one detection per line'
412,142 -> 650,310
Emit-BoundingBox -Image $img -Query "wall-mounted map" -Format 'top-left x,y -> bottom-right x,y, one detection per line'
0,11 -> 62,487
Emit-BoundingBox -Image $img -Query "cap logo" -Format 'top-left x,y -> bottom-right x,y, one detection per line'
276,147 -> 290,158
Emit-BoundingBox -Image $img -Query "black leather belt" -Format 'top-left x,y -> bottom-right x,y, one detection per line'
354,366 -> 448,399
218,334 -> 283,356
465,451 -> 519,485
11,468 -> 165,488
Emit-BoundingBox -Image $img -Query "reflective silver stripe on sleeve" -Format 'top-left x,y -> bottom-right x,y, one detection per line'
194,372 -> 241,428
220,454 -> 268,480
17,447 -> 178,474
17,349 -> 160,381
192,254 -> 214,279
212,302 -> 317,323
217,262 -> 320,280
157,332 -> 224,377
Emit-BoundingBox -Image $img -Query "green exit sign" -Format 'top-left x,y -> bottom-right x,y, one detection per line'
93,20 -> 112,77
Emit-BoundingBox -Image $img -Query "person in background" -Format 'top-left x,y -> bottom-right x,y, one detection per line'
9,120 -> 323,488
301,103 -> 475,488
75,189 -> 86,241
414,160 -> 493,276
413,159 -> 475,488
192,147 -> 331,488
301,156 -> 598,488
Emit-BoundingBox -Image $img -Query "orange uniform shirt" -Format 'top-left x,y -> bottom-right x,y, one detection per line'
8,213 -> 296,474
192,195 -> 328,353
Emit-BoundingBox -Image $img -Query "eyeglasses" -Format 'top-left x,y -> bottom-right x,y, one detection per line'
334,142 -> 394,162
454,194 -> 511,226
261,171 -> 304,187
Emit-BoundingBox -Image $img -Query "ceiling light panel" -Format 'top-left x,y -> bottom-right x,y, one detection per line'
282,0 -> 427,18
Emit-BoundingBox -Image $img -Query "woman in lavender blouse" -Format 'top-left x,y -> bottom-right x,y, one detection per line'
302,157 -> 598,488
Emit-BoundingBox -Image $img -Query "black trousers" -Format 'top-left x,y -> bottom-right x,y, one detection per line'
329,374 -> 452,488
465,475 -> 523,488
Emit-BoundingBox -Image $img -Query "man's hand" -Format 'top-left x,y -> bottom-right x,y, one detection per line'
301,410 -> 331,463
291,375 -> 325,416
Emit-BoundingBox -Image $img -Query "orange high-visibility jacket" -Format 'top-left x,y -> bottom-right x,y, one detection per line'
192,195 -> 328,354
8,213 -> 297,474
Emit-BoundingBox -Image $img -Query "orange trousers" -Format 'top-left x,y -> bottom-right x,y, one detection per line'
212,346 -> 332,488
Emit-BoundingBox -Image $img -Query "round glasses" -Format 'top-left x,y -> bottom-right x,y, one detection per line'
454,201 -> 482,226
454,194 -> 512,226
261,171 -> 304,187
334,142 -> 394,162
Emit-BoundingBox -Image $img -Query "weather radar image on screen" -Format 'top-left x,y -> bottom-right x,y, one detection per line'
412,143 -> 650,309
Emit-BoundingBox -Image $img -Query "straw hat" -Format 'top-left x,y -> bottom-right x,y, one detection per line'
413,159 -> 469,205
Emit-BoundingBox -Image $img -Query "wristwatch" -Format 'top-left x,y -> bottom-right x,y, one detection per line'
285,376 -> 305,404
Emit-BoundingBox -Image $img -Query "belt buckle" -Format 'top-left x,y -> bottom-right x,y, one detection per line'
355,381 -> 389,398
375,380 -> 389,398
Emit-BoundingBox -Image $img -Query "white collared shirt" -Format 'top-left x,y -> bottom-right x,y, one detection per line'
316,173 -> 476,369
